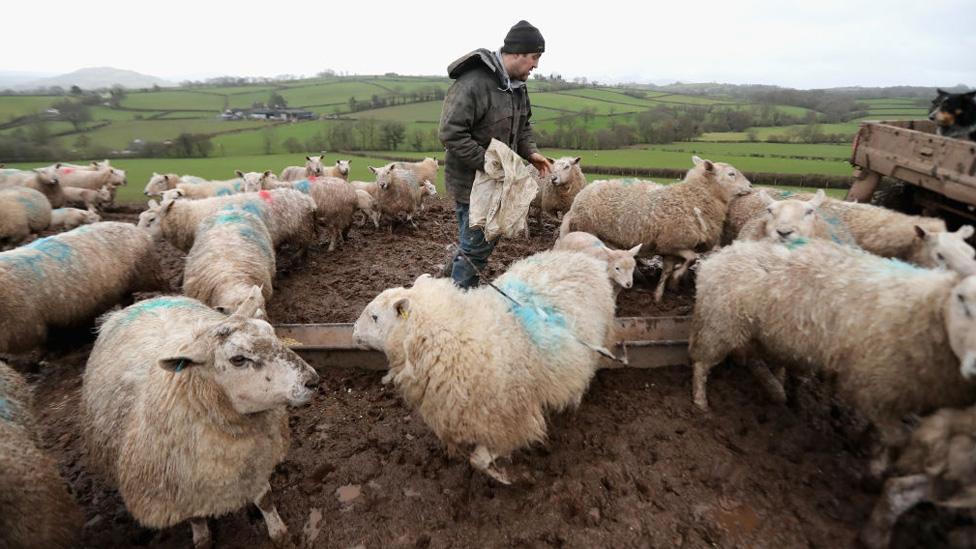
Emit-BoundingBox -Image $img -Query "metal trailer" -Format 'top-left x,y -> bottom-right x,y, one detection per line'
847,119 -> 976,222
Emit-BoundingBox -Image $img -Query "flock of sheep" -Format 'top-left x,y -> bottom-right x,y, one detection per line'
1,150 -> 975,547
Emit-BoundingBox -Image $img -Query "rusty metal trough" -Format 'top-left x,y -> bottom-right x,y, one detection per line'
275,316 -> 692,371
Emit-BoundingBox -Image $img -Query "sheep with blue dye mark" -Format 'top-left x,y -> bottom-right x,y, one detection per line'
553,231 -> 642,292
82,290 -> 320,548
139,189 -> 317,253
560,156 -> 753,302
183,207 -> 276,315
171,175 -> 246,199
726,188 -> 952,267
143,173 -> 197,197
280,153 -> 327,181
0,186 -> 52,250
689,238 -> 976,471
353,250 -> 616,484
0,165 -> 65,208
49,207 -> 101,231
0,221 -> 164,353
0,360 -> 84,548
736,189 -> 855,245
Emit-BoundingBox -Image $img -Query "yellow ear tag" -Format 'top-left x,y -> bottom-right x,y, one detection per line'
399,310 -> 410,319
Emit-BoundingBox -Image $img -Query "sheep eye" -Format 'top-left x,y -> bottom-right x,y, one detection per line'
371,314 -> 378,322
229,355 -> 249,368
729,172 -> 736,177
937,253 -> 946,261
766,208 -> 773,215
804,209 -> 813,216
959,293 -> 966,303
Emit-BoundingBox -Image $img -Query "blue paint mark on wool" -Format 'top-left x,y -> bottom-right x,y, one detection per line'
15,195 -> 41,216
227,200 -> 266,220
204,209 -> 274,260
497,279 -> 568,349
870,257 -> 931,278
820,212 -> 856,246
785,237 -> 809,250
117,296 -> 209,327
0,397 -> 12,423
233,181 -> 243,192
293,180 -> 311,194
0,236 -> 74,278
216,187 -> 234,197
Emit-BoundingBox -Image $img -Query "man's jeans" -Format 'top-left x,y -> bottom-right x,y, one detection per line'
451,201 -> 498,289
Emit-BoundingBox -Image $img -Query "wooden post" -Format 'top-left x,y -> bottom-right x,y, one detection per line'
847,168 -> 881,202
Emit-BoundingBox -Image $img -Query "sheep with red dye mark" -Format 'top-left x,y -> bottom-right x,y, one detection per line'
0,360 -> 84,548
0,165 -> 65,208
0,222 -> 165,353
82,290 -> 319,548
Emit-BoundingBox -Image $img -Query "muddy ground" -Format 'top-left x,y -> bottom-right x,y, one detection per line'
6,198 -> 967,548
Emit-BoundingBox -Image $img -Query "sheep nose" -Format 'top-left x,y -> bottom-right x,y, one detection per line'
777,229 -> 793,238
304,369 -> 321,389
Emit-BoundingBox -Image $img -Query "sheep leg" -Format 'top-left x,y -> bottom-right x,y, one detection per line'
692,360 -> 720,411
254,482 -> 291,546
469,445 -> 511,485
190,518 -> 212,549
670,249 -> 699,285
737,348 -> 787,404
859,474 -> 931,549
654,258 -> 676,302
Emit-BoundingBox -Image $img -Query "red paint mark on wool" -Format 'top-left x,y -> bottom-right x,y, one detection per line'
61,167 -> 75,174
258,190 -> 273,203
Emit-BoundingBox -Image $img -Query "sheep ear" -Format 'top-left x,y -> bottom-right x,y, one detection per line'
368,166 -> 378,174
546,156 -> 556,163
692,155 -> 703,166
162,174 -> 170,183
758,190 -> 774,206
157,337 -> 210,372
811,189 -> 826,208
959,225 -> 975,239
702,160 -> 715,172
235,170 -> 245,178
55,163 -> 62,169
263,170 -> 273,178
572,156 -> 581,165
229,286 -> 264,320
914,225 -> 928,240
628,244 -> 643,256
347,159 -> 352,165
394,297 -> 410,319
306,156 -> 312,161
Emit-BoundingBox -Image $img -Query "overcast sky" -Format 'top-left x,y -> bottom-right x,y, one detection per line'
6,0 -> 974,89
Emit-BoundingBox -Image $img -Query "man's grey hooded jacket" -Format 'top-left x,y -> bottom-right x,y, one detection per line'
438,49 -> 539,204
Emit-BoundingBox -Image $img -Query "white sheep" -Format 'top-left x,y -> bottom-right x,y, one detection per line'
560,156 -> 752,301
0,166 -> 65,208
727,188 -> 952,267
62,184 -> 111,211
369,163 -> 420,229
143,173 -> 199,197
323,159 -> 352,180
57,163 -> 126,205
0,360 -> 84,548
353,250 -> 616,484
394,157 -> 438,187
298,177 -> 360,251
0,222 -> 165,353
553,231 -> 642,291
737,189 -> 855,244
0,187 -> 52,250
184,207 -> 276,314
350,180 -> 378,199
528,156 -> 587,233
916,225 -> 976,274
49,207 -> 101,231
82,290 -> 319,547
235,169 -> 279,192
689,238 -> 976,468
355,189 -> 381,229
280,153 -> 327,181
419,179 -> 437,212
139,189 -> 318,253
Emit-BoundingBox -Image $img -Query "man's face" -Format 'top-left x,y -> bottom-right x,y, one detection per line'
508,53 -> 542,81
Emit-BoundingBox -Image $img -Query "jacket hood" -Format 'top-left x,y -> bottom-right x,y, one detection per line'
447,48 -> 506,86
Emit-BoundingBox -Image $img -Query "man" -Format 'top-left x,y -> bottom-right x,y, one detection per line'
439,20 -> 553,288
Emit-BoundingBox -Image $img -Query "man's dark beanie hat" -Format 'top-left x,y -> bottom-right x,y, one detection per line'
501,20 -> 545,54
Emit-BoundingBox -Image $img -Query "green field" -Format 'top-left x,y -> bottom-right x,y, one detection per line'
0,95 -> 61,122
120,90 -> 225,111
55,119 -> 271,149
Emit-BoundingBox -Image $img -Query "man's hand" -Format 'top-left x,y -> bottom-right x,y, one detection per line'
528,153 -> 553,178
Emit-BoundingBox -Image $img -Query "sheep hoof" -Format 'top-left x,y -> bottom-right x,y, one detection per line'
381,371 -> 395,385
482,465 -> 512,486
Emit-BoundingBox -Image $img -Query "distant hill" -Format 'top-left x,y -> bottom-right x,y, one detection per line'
14,67 -> 176,91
